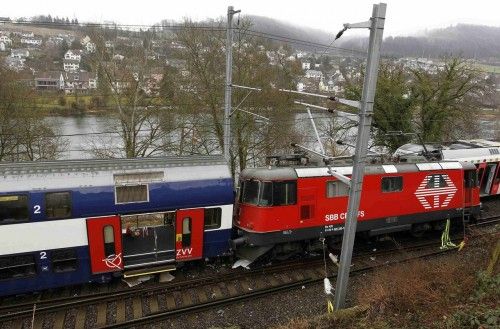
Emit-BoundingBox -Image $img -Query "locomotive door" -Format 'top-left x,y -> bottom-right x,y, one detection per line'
175,208 -> 204,261
463,169 -> 477,206
86,215 -> 123,274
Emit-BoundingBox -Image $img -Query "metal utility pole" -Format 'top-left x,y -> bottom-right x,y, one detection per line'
334,3 -> 386,310
224,6 -> 240,160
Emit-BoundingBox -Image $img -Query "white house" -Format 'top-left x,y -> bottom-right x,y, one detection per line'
64,49 -> 82,61
63,58 -> 80,72
0,35 -> 12,45
10,49 -> 30,59
0,42 -> 5,51
302,62 -> 311,70
85,42 -> 96,53
305,69 -> 323,79
21,38 -> 43,46
5,57 -> 25,71
64,71 -> 98,91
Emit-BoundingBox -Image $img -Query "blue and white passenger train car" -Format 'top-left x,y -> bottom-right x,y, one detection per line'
0,156 -> 233,296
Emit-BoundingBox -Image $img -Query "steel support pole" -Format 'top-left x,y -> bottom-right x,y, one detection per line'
333,3 -> 386,310
223,6 -> 235,160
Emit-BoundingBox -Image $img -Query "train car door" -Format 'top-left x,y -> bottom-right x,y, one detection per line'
483,164 -> 497,196
175,208 -> 204,261
491,164 -> 500,195
86,215 -> 123,274
476,163 -> 487,196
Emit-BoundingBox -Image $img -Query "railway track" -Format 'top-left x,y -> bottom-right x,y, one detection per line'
1,225 -> 498,329
0,210 -> 500,329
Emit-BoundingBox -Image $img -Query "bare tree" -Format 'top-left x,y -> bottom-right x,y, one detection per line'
0,66 -> 66,161
88,33 -> 174,158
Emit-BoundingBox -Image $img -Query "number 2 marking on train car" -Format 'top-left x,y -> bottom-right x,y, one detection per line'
40,251 -> 47,259
33,205 -> 41,214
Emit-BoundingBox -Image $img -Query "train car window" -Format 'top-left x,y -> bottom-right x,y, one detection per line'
242,180 -> 260,205
0,254 -> 36,280
122,212 -> 166,229
0,194 -> 28,223
182,217 -> 192,247
164,211 -> 175,226
259,182 -> 273,206
103,225 -> 116,257
51,248 -> 78,273
425,174 -> 447,188
381,176 -> 403,192
45,192 -> 71,219
326,181 -> 349,198
115,184 -> 148,204
272,181 -> 297,206
204,208 -> 222,230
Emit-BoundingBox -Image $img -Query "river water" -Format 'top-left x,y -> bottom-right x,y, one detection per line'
51,112 -> 498,160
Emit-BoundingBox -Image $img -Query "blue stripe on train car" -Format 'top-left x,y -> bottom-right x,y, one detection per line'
203,229 -> 233,258
0,246 -> 112,297
27,178 -> 234,221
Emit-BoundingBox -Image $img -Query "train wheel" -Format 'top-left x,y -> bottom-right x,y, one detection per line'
410,223 -> 431,238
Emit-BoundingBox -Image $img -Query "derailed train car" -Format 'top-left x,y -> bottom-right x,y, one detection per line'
0,156 -> 233,296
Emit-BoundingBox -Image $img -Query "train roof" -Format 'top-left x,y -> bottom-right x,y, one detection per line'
240,161 -> 475,180
441,146 -> 500,163
0,156 -> 230,192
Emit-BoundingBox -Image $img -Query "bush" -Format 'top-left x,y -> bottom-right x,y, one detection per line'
355,255 -> 477,326
58,96 -> 66,106
446,305 -> 500,329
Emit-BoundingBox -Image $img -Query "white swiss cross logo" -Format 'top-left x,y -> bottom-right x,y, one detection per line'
414,174 -> 457,209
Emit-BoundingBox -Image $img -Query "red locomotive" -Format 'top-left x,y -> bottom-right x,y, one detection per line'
232,158 -> 480,257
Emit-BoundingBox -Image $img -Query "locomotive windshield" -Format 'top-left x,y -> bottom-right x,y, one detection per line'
240,180 -> 296,206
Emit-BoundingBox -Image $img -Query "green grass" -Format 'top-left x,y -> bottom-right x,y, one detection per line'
472,63 -> 500,73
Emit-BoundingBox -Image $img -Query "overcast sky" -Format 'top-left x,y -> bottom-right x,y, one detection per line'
2,0 -> 499,37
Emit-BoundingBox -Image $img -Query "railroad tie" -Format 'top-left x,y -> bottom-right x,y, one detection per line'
133,298 -> 142,319
227,283 -> 238,296
181,290 -> 193,306
115,301 -> 126,324
197,289 -> 209,303
149,296 -> 159,314
239,280 -> 253,293
52,311 -> 66,329
96,303 -> 107,327
74,309 -> 86,329
165,294 -> 176,310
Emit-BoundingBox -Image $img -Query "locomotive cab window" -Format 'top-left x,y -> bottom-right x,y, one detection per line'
272,181 -> 297,206
240,180 -> 297,206
381,176 -> 403,192
0,194 -> 28,224
204,208 -> 222,230
241,180 -> 260,205
46,192 -> 71,219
